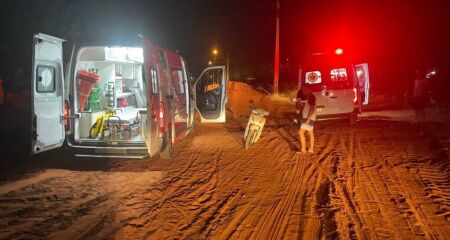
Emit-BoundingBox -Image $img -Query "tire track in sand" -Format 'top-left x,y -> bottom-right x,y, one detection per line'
328,122 -> 450,240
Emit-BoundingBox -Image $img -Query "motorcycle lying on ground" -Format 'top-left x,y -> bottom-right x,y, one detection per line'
244,108 -> 269,149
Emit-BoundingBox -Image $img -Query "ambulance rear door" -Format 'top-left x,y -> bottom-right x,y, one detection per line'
142,37 -> 163,156
355,63 -> 370,105
31,33 -> 66,154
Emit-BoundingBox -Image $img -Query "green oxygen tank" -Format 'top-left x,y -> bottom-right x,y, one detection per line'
92,84 -> 101,111
86,83 -> 101,111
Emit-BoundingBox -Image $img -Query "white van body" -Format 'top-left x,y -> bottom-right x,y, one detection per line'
298,53 -> 370,120
31,33 -> 227,159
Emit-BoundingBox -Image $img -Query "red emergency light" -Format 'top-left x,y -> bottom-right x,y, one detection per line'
335,48 -> 344,55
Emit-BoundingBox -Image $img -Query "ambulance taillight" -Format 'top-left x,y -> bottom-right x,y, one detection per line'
159,101 -> 165,132
64,100 -> 70,131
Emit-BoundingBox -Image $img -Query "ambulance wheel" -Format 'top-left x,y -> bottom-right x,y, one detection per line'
191,99 -> 198,131
190,110 -> 196,131
160,135 -> 173,159
161,109 -> 175,159
349,113 -> 357,125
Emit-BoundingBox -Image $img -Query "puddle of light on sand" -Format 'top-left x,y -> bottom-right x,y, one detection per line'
191,134 -> 239,149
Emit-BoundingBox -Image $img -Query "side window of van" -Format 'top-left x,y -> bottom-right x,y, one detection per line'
158,50 -> 168,70
199,69 -> 222,92
151,68 -> 158,94
330,68 -> 348,82
176,70 -> 185,94
36,65 -> 56,93
171,69 -> 182,94
305,71 -> 322,84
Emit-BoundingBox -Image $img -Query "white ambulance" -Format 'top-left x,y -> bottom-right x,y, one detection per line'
31,33 -> 227,159
298,49 -> 370,122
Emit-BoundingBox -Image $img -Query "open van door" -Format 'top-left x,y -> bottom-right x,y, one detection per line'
142,37 -> 163,156
355,63 -> 370,105
194,66 -> 227,123
31,33 -> 65,154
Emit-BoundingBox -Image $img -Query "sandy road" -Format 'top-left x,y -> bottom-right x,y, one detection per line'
0,114 -> 449,239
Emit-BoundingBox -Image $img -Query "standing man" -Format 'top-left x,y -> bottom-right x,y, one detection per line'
296,85 -> 317,153
412,69 -> 430,122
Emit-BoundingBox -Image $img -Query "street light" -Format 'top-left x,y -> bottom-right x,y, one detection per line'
309,48 -> 344,56
210,47 -> 229,81
335,48 -> 344,55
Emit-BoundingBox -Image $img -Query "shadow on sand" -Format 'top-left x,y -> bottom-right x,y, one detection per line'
0,103 -> 115,183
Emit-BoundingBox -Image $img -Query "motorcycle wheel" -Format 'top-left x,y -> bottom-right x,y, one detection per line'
245,129 -> 257,150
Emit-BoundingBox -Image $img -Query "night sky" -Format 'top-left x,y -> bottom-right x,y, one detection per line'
1,0 -> 449,92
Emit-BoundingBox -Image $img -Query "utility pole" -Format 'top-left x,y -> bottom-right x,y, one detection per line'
226,51 -> 230,82
273,0 -> 280,96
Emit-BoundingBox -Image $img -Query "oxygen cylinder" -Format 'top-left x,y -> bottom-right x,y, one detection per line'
107,82 -> 115,109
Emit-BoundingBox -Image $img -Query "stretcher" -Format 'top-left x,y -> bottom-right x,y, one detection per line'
89,109 -> 143,140
102,109 -> 143,140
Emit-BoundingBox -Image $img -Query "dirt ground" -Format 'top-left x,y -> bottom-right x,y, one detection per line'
0,85 -> 449,239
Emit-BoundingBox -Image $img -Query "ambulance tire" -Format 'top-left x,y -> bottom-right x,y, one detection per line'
188,100 -> 196,132
160,133 -> 173,159
190,110 -> 196,131
160,107 -> 175,159
349,113 -> 357,125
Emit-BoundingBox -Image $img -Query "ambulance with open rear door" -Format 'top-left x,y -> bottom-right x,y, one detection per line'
298,49 -> 370,122
31,33 -> 227,159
